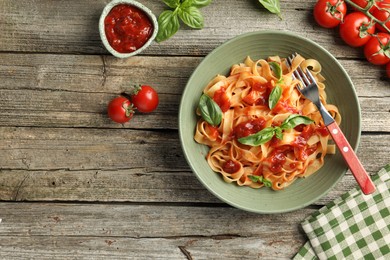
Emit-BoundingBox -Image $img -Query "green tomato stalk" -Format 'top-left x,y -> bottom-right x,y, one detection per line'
344,0 -> 390,33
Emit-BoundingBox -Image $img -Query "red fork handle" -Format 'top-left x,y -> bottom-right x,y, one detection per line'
327,122 -> 376,195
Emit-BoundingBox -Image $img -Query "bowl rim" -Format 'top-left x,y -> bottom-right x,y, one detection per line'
99,0 -> 158,58
178,30 -> 361,214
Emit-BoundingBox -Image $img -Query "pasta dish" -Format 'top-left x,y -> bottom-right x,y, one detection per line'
194,54 -> 341,190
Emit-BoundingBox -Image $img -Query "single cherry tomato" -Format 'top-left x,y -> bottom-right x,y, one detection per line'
131,85 -> 159,113
313,0 -> 347,28
339,12 -> 376,47
107,96 -> 134,123
222,159 -> 241,174
373,1 -> 390,32
364,33 -> 390,65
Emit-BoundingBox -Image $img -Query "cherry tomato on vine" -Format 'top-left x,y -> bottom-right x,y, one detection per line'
349,0 -> 378,13
107,96 -> 134,123
314,0 -> 347,28
131,85 -> 159,113
364,33 -> 390,65
339,12 -> 376,47
372,1 -> 390,32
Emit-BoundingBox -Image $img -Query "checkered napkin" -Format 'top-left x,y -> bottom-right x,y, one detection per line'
294,164 -> 390,260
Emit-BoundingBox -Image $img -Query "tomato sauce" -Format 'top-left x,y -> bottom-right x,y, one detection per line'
242,90 -> 268,106
213,88 -> 230,112
292,124 -> 323,161
316,125 -> 329,137
272,100 -> 299,114
104,4 -> 154,53
205,123 -> 219,140
269,150 -> 287,173
223,159 -> 240,173
233,117 -> 266,139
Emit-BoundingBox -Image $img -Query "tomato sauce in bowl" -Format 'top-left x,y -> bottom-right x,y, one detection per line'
104,4 -> 153,53
99,0 -> 158,58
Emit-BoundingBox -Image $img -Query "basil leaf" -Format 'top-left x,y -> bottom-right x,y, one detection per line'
163,0 -> 180,8
259,0 -> 282,19
248,175 -> 261,182
178,6 -> 204,29
274,127 -> 283,140
199,94 -> 222,126
180,0 -> 211,10
156,10 -> 180,42
238,127 -> 275,146
269,61 -> 282,81
262,177 -> 272,187
280,114 -> 314,130
268,84 -> 282,109
190,0 -> 212,7
248,175 -> 272,187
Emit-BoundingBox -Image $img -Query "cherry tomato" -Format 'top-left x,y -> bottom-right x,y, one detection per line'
349,0 -> 378,13
314,0 -> 347,28
107,96 -> 134,123
339,12 -> 376,47
222,159 -> 241,173
373,1 -> 390,32
364,33 -> 390,65
131,85 -> 159,113
386,62 -> 390,77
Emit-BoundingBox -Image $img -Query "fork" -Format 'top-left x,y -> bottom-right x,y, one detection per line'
287,53 -> 376,195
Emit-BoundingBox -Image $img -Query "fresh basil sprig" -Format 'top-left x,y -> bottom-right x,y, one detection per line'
238,114 -> 314,146
156,0 -> 212,42
248,175 -> 272,187
259,0 -> 282,19
198,94 -> 222,126
238,126 -> 276,146
268,62 -> 283,110
280,114 -> 314,130
269,61 -> 282,79
268,85 -> 282,110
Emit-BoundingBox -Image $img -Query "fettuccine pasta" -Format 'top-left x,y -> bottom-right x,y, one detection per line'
194,54 -> 341,190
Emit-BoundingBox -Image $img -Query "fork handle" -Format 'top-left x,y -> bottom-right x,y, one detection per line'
327,122 -> 376,195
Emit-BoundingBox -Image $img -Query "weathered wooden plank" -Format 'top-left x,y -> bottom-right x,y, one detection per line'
0,54 -> 388,131
0,127 -> 187,171
0,203 -> 313,259
0,90 -> 387,131
0,127 -> 387,172
0,0 -> 381,60
0,236 -> 302,260
0,127 -> 387,204
0,52 -> 387,97
0,167 -> 381,206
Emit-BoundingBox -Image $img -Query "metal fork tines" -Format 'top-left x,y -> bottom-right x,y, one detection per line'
287,54 -> 334,126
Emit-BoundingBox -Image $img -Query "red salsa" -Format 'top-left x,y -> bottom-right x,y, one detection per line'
104,4 -> 154,53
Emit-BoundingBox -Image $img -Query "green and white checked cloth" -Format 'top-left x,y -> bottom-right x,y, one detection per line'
294,164 -> 390,260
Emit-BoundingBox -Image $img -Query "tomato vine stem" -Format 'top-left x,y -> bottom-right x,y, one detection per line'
344,0 -> 390,33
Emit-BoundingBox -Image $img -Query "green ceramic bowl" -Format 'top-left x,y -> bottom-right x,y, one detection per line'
179,31 -> 361,214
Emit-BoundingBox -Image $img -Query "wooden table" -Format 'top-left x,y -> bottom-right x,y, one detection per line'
0,1 -> 389,259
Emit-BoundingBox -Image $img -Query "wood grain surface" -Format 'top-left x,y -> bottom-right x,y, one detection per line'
0,0 -> 389,259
